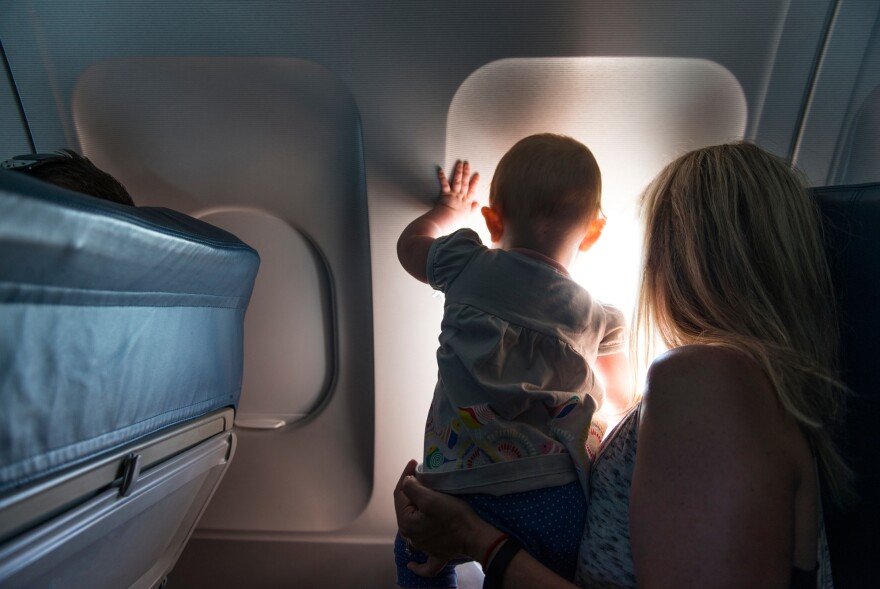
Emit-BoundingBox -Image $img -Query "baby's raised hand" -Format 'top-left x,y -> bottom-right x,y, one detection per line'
437,160 -> 479,217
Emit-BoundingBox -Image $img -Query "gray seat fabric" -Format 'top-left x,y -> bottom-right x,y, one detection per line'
0,169 -> 259,493
0,170 -> 258,588
813,182 -> 880,589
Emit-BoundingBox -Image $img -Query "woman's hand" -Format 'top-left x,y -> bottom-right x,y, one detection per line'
394,460 -> 486,562
394,460 -> 580,589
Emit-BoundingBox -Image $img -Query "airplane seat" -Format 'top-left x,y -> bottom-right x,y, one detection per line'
812,182 -> 880,589
0,170 -> 259,588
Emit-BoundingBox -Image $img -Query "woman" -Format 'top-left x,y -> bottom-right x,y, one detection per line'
394,142 -> 850,589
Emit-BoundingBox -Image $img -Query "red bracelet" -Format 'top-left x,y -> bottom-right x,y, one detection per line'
481,532 -> 509,568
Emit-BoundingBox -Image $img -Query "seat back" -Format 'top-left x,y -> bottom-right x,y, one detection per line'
813,182 -> 880,588
0,170 -> 259,588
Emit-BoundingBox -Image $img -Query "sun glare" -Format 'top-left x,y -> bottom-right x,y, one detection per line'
447,56 -> 747,332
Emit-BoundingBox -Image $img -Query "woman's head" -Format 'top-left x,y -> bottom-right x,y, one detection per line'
638,143 -> 831,353
635,142 -> 851,503
488,134 -> 602,240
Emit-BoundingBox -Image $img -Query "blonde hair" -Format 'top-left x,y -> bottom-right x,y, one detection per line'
633,142 -> 852,505
490,133 -> 602,236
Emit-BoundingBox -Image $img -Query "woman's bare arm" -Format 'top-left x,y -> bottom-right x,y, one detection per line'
629,345 -> 797,589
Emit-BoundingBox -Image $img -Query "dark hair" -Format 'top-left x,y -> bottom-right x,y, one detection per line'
10,149 -> 134,206
490,134 -> 602,235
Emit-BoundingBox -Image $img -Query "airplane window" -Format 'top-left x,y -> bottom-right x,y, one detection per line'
195,208 -> 333,430
446,57 -> 747,329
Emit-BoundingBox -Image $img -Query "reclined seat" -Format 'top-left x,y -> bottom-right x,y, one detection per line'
0,170 -> 259,588
813,182 -> 880,589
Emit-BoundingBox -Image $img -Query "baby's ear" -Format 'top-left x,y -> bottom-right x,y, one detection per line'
481,206 -> 505,243
578,215 -> 606,252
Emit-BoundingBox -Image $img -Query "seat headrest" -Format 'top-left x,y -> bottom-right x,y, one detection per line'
0,168 -> 259,301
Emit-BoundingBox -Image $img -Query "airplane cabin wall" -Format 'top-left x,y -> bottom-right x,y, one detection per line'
836,8 -> 880,184
0,46 -> 31,160
1,1 -> 878,587
792,0 -> 880,185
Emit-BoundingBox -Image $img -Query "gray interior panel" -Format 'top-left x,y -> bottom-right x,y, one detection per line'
793,2 -> 880,184
841,84 -> 880,184
2,1 -> 828,162
0,46 -> 31,160
837,14 -> 880,185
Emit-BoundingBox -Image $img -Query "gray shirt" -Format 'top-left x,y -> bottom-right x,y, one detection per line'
417,229 -> 626,495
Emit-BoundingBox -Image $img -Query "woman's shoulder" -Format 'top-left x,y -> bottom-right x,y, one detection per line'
642,344 -> 777,429
637,344 -> 804,513
631,352 -> 810,586
646,343 -> 767,388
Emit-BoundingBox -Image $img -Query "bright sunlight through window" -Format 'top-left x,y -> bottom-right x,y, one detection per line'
446,57 -> 747,369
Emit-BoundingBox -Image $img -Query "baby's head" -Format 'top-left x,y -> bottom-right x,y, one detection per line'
483,134 -> 603,260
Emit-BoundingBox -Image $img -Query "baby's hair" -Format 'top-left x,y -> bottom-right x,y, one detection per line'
490,134 -> 601,236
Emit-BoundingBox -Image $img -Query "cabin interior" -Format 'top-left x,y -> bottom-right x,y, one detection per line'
0,1 -> 878,587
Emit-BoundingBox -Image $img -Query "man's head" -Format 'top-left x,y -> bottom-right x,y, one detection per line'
2,149 -> 134,206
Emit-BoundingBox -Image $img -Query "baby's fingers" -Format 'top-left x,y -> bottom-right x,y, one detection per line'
452,161 -> 464,193
466,171 -> 480,197
437,167 -> 451,194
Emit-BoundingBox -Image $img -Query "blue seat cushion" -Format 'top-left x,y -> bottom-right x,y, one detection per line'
0,171 -> 259,494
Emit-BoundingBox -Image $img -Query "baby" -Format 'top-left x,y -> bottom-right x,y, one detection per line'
395,134 -> 630,587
